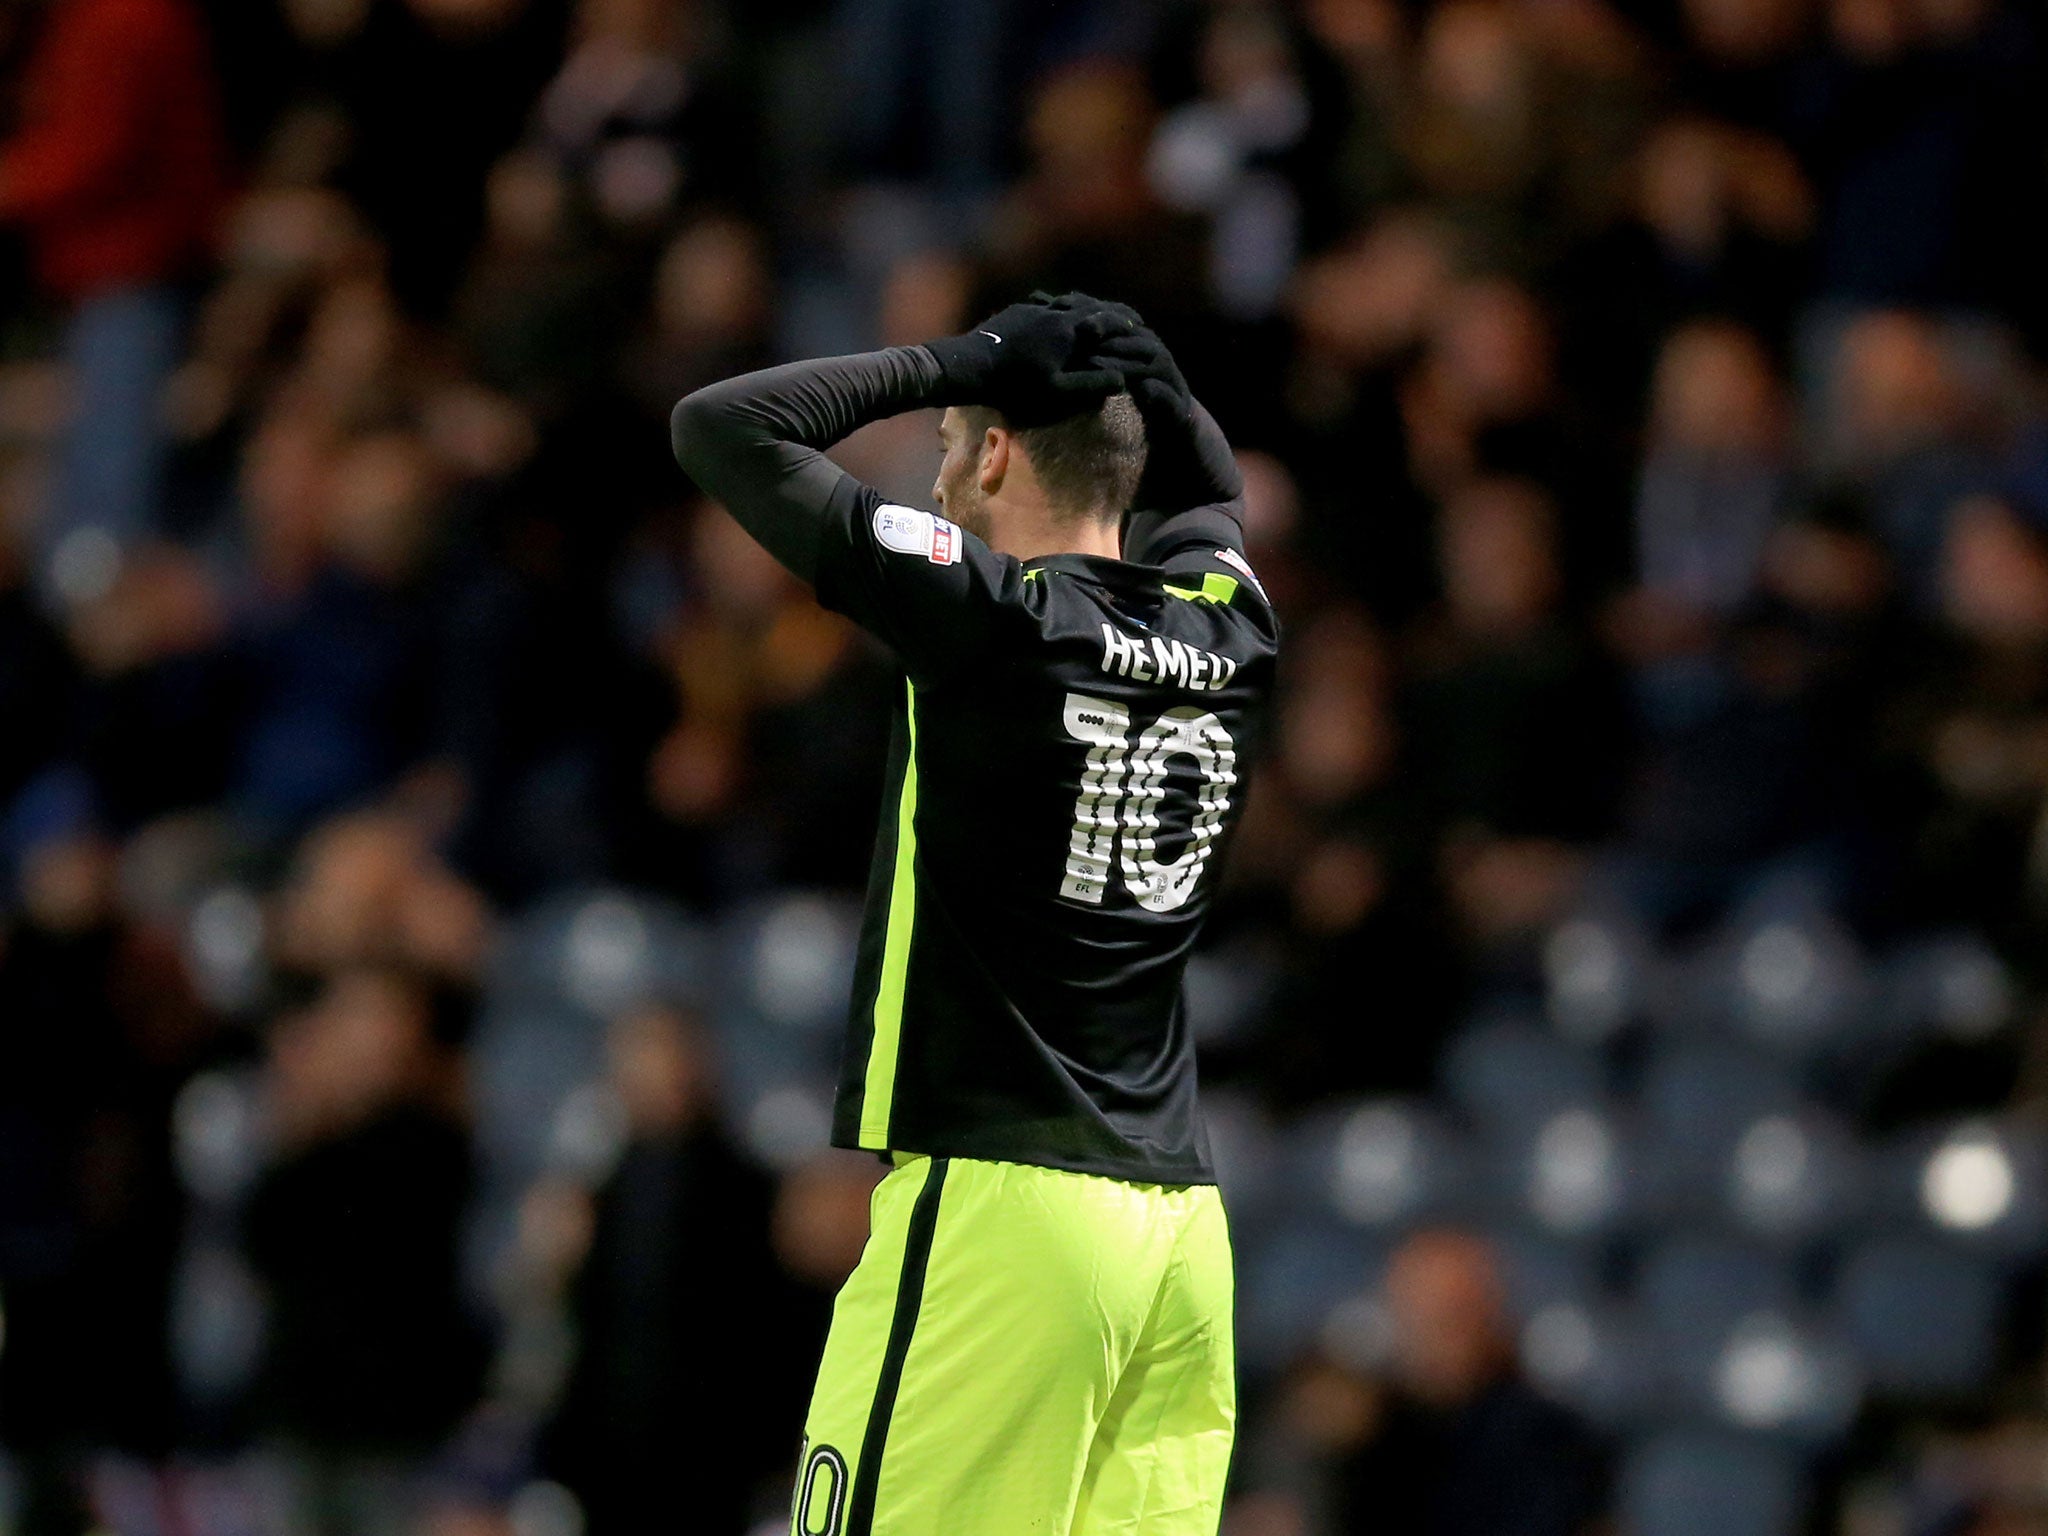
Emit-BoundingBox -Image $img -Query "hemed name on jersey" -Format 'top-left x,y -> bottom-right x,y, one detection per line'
1099,622 -> 1238,691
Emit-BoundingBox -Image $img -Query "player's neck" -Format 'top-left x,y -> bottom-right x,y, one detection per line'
990,501 -> 1123,564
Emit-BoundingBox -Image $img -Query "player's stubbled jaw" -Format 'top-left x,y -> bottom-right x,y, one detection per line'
933,408 -> 992,541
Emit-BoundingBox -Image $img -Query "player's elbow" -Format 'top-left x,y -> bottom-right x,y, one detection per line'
669,389 -> 726,477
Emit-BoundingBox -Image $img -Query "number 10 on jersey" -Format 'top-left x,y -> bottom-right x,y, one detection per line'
1061,692 -> 1238,912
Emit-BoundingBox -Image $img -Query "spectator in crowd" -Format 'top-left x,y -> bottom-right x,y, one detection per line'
1632,320 -> 1792,617
541,1004 -> 794,1536
1330,1230 -> 1609,1536
1146,5 -> 1346,320
630,502 -> 892,901
1550,116 -> 1811,422
242,966 -> 484,1536
1411,477 -> 1624,946
1228,606 -> 1455,1098
1821,310 -> 2001,599
981,59 -> 1213,365
1890,495 -> 2048,946
0,827 -> 195,1536
531,0 -> 756,230
0,0 -> 228,601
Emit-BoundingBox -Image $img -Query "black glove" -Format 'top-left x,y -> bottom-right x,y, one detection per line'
1036,291 -> 1196,435
1052,296 -> 1245,514
1092,328 -> 1195,436
923,293 -> 1134,426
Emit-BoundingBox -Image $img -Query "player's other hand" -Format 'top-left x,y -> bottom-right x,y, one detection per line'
1034,291 -> 1197,443
1031,291 -> 1194,432
924,293 -> 1135,425
1091,327 -> 1196,436
1053,295 -> 1243,513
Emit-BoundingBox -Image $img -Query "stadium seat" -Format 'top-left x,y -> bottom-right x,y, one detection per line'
1235,1219 -> 1389,1378
1702,1311 -> 1862,1444
1490,1104 -> 1636,1237
1721,1108 -> 1870,1244
723,891 -> 860,1038
1648,896 -> 1866,1061
466,1004 -> 611,1181
1486,1227 -> 1601,1323
1517,1299 -> 1661,1430
1542,913 -> 1654,1044
490,888 -> 711,1019
1635,1238 -> 1799,1398
1879,932 -> 2013,1045
1720,909 -> 1869,1060
732,1074 -> 838,1170
1834,1239 -> 2003,1397
1294,1099 -> 1476,1231
1619,1431 -> 1809,1536
1441,1015 -> 1607,1142
1876,1119 -> 2048,1262
1636,1043 -> 1804,1221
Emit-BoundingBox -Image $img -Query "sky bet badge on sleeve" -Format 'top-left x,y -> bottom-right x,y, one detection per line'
874,504 -> 963,566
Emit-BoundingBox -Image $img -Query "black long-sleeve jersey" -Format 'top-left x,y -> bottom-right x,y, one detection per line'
672,345 -> 1278,1182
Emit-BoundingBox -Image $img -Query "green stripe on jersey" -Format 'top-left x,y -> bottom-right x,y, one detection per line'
1164,571 -> 1239,604
859,681 -> 919,1147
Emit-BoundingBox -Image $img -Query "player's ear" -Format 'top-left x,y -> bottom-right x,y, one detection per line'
978,426 -> 1009,495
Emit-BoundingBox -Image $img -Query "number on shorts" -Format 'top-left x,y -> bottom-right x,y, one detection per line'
793,1439 -> 848,1536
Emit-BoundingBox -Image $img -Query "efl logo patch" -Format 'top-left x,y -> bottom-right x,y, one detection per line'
873,504 -> 963,566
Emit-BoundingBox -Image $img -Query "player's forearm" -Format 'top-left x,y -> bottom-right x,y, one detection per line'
1176,401 -> 1245,510
671,346 -> 945,581
1124,401 -> 1247,565
673,346 -> 943,463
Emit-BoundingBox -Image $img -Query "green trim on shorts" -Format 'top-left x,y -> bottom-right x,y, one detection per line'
846,1155 -> 950,1536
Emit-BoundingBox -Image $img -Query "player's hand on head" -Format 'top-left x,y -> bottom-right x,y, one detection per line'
1040,293 -> 1195,432
1089,328 -> 1194,432
1074,314 -> 1241,514
925,293 -> 1135,424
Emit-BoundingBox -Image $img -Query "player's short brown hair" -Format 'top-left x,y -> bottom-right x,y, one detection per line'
961,393 -> 1148,527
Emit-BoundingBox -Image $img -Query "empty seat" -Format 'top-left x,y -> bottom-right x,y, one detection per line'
734,1074 -> 838,1171
1721,1108 -> 1870,1244
1722,911 -> 1868,1060
723,892 -> 860,1037
1442,1018 -> 1606,1142
1490,1105 -> 1636,1238
467,1004 -> 609,1181
1834,1240 -> 2002,1397
1637,1044 -> 1804,1219
1488,1228 -> 1600,1323
1636,1238 -> 1799,1393
1880,933 -> 2013,1044
1292,1100 -> 1475,1231
1542,913 -> 1653,1044
1640,1044 -> 1802,1155
1881,1120 -> 2048,1263
1236,1219 -> 1388,1377
1519,1299 -> 1663,1429
1704,1311 -> 1861,1444
1619,1431 -> 1809,1536
491,888 -> 710,1018
1658,899 -> 1867,1062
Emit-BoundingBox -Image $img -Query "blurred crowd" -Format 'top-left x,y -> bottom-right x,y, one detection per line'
2,0 -> 2048,1530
